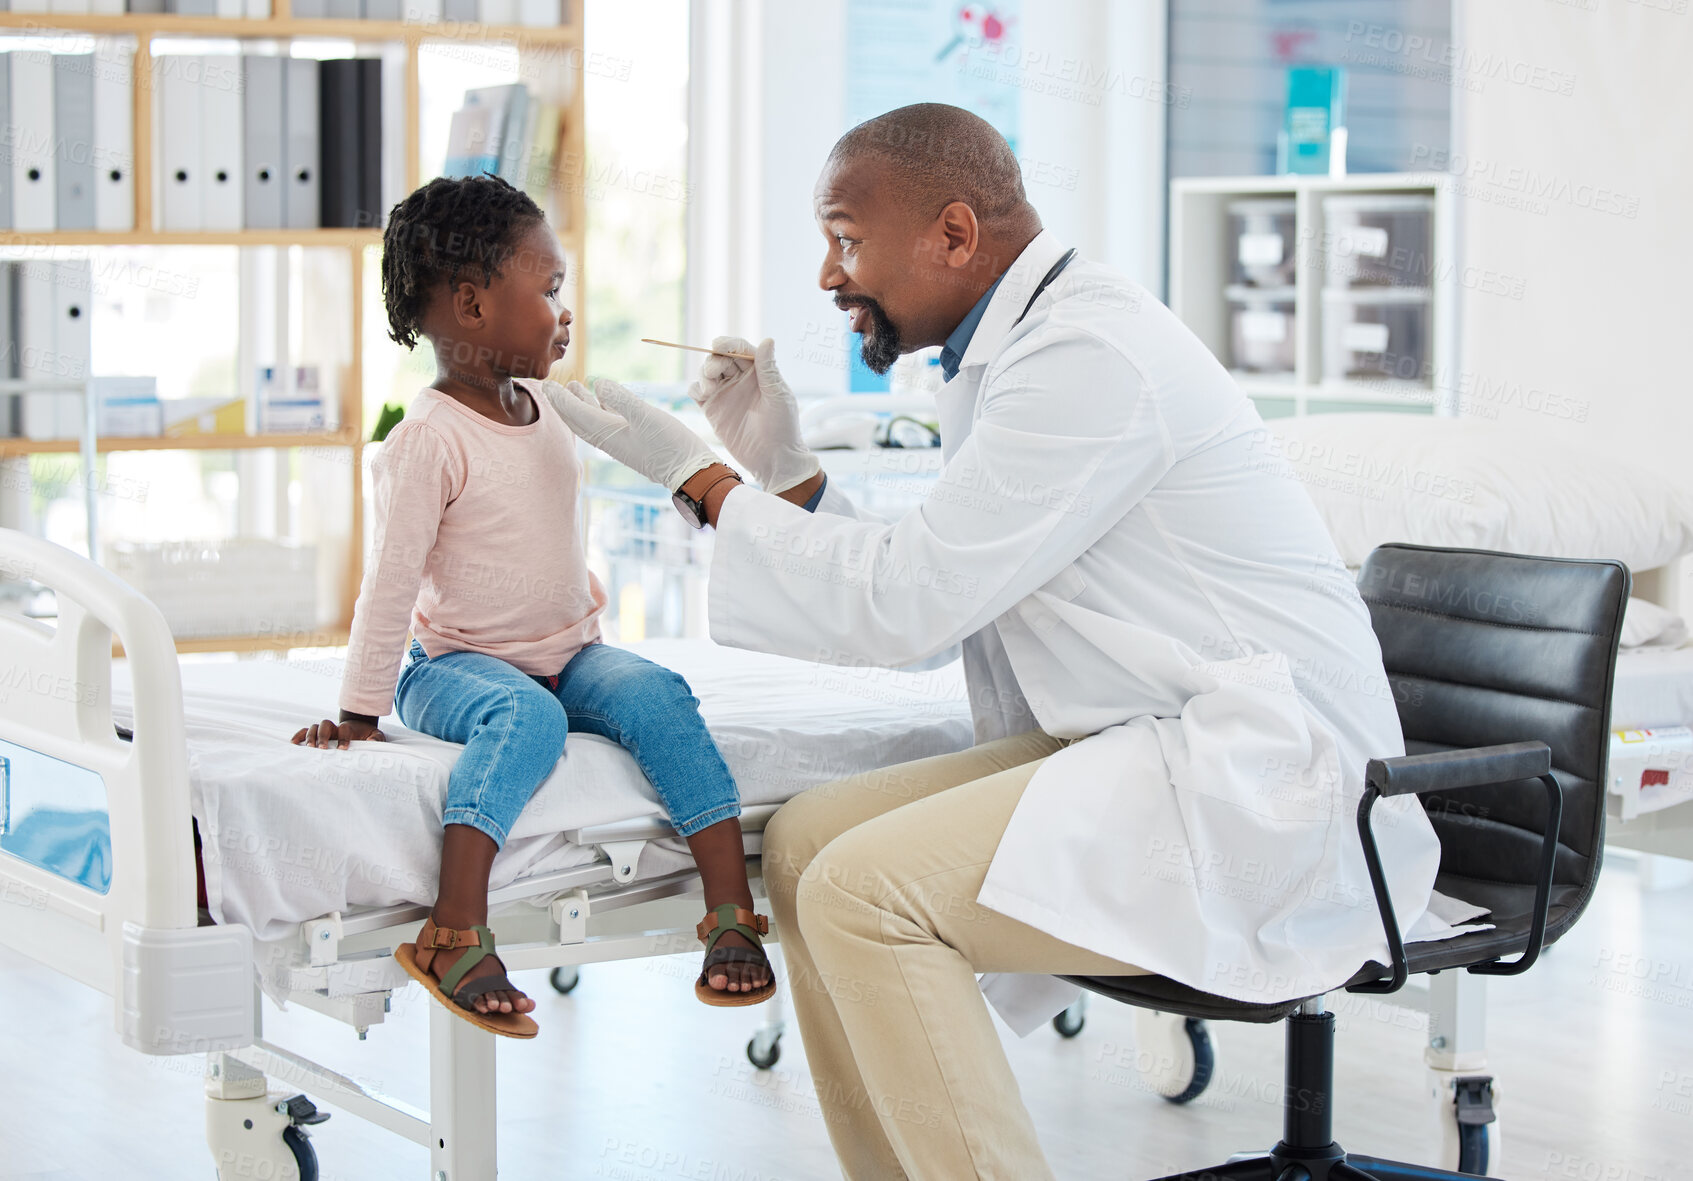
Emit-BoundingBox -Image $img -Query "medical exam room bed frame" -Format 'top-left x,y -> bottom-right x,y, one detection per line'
8,522 -> 1693,1178
0,527 -> 806,1180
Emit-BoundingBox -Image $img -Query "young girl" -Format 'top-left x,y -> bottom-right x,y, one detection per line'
289,174 -> 772,1038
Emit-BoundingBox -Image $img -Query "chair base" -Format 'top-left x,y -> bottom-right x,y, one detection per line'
1150,1151 -> 1483,1181
1140,1010 -> 1489,1181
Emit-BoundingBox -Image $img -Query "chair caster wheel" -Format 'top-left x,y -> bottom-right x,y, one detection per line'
747,1033 -> 781,1069
549,966 -> 580,995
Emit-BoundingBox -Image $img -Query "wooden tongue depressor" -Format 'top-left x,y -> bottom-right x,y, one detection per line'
640,337 -> 757,361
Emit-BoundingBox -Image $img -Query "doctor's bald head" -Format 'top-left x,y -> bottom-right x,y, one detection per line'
827,104 -> 1036,234
815,103 -> 1043,374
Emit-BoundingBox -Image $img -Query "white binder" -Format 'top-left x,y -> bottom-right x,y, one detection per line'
242,56 -> 285,230
243,0 -> 269,15
283,58 -> 320,230
0,56 -> 10,231
90,0 -> 126,12
408,0 -> 442,21
93,40 -> 135,232
17,262 -> 59,440
52,261 -> 93,439
215,0 -> 243,15
157,56 -> 204,231
10,52 -> 57,232
48,0 -> 91,13
517,0 -> 553,26
10,0 -> 52,15
200,54 -> 244,232
479,0 -> 517,25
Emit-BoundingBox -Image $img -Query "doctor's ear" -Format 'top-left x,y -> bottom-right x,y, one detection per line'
932,201 -> 981,268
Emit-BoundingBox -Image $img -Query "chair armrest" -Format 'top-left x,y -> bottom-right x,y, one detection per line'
1349,740 -> 1563,995
1365,741 -> 1551,797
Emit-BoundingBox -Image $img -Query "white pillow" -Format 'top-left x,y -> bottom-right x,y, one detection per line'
1622,597 -> 1690,648
1264,414 -> 1693,573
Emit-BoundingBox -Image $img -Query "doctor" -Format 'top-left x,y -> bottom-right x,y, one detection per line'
548,103 -> 1454,1179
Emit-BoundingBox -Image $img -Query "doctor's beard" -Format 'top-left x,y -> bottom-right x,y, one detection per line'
838,296 -> 902,374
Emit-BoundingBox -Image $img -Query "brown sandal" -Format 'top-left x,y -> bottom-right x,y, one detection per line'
695,903 -> 776,1007
395,917 -> 539,1039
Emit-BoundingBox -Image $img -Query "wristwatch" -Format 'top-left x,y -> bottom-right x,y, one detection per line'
673,469 -> 743,529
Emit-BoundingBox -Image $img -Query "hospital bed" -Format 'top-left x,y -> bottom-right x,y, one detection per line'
0,525 -> 981,1181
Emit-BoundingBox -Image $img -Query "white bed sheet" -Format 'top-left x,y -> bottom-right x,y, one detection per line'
1611,645 -> 1693,729
111,640 -> 973,942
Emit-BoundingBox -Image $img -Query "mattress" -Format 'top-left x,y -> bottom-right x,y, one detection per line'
110,640 -> 974,941
1611,645 -> 1693,730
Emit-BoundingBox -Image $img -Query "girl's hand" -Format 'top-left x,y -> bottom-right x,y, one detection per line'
290,717 -> 386,749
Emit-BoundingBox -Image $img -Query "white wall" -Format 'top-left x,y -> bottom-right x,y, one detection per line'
1452,0 -> 1693,472
688,0 -> 1169,397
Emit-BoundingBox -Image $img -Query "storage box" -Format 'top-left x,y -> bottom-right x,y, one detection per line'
1321,290 -> 1431,384
91,376 -> 163,438
1227,287 -> 1296,375
1322,194 -> 1434,289
163,398 -> 246,437
1228,199 -> 1297,289
105,539 -> 318,640
257,365 -> 328,434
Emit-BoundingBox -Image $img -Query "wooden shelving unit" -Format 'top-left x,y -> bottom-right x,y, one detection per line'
1,3 -> 587,654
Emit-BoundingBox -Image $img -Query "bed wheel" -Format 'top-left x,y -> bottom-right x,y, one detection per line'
1430,1072 -> 1499,1175
207,1083 -> 324,1181
1052,997 -> 1087,1038
1131,1010 -> 1215,1105
746,1031 -> 781,1069
1160,1019 -> 1215,1105
549,966 -> 581,994
1458,1123 -> 1491,1175
282,1126 -> 319,1181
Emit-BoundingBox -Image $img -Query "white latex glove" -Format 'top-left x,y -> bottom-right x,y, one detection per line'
543,378 -> 720,493
689,336 -> 822,495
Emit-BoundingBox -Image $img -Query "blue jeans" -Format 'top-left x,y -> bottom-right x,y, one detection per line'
393,640 -> 741,846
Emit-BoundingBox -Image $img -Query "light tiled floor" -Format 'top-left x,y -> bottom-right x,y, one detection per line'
3,855 -> 1691,1180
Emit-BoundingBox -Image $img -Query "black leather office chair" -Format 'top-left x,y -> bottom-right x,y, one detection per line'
1069,544 -> 1629,1180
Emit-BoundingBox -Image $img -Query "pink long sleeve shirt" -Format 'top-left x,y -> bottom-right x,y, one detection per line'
338,380 -> 608,718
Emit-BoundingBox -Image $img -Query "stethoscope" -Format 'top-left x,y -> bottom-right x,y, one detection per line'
879,247 -> 1081,450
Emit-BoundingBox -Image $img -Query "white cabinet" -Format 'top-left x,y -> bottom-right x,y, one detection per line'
1169,173 -> 1458,419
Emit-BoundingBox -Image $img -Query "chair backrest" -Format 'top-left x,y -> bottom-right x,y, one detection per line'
1357,544 -> 1629,939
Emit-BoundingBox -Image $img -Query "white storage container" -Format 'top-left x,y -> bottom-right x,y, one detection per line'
1228,199 -> 1297,288
1226,286 -> 1296,375
1322,194 -> 1434,289
106,539 -> 318,639
1321,289 -> 1431,384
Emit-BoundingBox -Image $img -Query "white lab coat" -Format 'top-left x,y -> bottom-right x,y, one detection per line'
708,231 -> 1465,1026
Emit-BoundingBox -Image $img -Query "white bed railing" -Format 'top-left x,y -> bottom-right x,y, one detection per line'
0,526 -> 253,1055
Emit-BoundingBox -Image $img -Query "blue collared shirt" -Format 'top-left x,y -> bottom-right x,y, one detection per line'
938,274 -> 1005,382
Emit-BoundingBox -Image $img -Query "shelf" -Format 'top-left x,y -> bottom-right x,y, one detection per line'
113,625 -> 352,656
0,229 -> 382,248
0,430 -> 360,457
0,11 -> 579,43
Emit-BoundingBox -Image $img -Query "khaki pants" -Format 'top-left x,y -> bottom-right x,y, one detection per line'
763,731 -> 1148,1180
